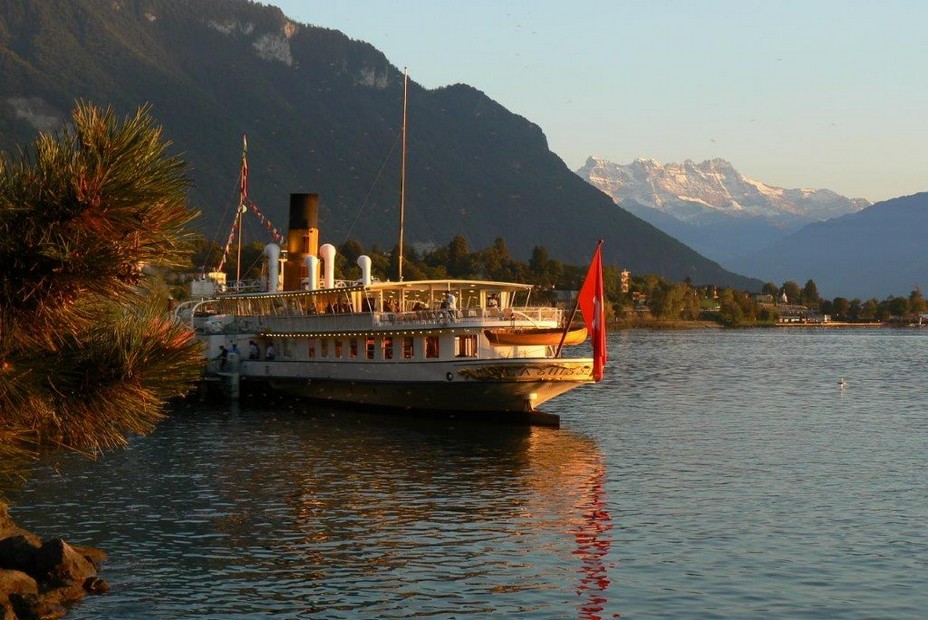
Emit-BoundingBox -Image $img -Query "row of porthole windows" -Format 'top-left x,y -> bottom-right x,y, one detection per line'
305,334 -> 478,361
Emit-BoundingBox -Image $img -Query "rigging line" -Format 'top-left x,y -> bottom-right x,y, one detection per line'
339,129 -> 403,247
240,246 -> 267,281
199,166 -> 246,273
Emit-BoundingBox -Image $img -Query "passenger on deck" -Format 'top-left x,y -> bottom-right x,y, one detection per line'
248,340 -> 259,360
216,346 -> 228,370
265,343 -> 276,360
441,292 -> 457,322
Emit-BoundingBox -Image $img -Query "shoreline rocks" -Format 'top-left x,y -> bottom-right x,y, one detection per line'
0,504 -> 107,620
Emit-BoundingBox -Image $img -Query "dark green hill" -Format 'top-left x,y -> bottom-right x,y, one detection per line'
0,0 -> 760,289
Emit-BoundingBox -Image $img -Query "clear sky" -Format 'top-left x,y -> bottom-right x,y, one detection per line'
271,0 -> 926,202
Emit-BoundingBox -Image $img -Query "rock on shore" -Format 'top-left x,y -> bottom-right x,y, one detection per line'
0,504 -> 107,620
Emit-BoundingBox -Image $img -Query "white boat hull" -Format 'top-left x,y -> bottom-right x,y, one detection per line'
240,358 -> 594,412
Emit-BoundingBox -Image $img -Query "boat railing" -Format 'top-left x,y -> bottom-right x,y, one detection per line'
506,309 -> 543,328
224,279 -> 268,293
501,306 -> 562,323
194,304 -> 564,335
255,312 -> 377,334
377,309 -> 449,326
374,306 -> 562,327
173,299 -> 220,325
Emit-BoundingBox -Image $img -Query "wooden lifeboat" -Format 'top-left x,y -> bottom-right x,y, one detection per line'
484,326 -> 588,347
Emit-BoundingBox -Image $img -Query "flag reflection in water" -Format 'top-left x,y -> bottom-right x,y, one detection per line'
572,462 -> 612,619
523,426 -> 614,619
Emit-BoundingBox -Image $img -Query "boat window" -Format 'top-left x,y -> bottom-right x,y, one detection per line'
455,335 -> 478,358
425,336 -> 440,359
403,336 -> 414,359
350,339 -> 358,359
366,337 -> 375,359
382,337 -> 394,360
335,339 -> 343,358
321,339 -> 329,358
308,338 -> 317,359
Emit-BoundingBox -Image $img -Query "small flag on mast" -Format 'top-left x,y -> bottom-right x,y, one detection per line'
240,133 -> 249,200
578,241 -> 607,382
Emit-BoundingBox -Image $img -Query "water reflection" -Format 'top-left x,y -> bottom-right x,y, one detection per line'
6,401 -> 614,619
519,423 -> 612,619
9,329 -> 928,618
571,465 -> 611,620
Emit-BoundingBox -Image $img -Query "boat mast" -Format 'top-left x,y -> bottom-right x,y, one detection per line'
236,133 -> 248,286
398,68 -> 408,282
235,210 -> 243,285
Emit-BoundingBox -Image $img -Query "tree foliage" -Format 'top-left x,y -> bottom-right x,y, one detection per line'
908,288 -> 925,314
781,281 -> 802,304
717,288 -> 758,326
649,282 -> 701,320
801,279 -> 820,308
0,103 -> 203,466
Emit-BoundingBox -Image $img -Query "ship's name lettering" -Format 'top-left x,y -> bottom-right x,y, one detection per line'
459,364 -> 592,380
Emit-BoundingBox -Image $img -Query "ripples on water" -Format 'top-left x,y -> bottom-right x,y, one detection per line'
6,328 -> 927,618
9,404 -> 611,618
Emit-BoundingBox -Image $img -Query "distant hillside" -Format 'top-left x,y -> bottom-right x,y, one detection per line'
735,193 -> 928,299
577,157 -> 869,265
0,0 -> 760,289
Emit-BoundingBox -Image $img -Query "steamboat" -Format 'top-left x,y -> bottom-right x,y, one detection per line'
176,193 -> 606,423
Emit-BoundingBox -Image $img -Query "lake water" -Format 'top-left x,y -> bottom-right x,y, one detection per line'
5,328 -> 927,619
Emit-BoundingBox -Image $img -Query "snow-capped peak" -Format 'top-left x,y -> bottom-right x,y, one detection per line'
576,156 -> 870,224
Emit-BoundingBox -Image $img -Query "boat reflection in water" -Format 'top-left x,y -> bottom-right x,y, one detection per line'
7,403 -> 615,617
197,402 -> 616,618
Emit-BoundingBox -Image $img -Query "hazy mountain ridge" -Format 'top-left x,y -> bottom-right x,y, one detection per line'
0,0 -> 761,289
735,193 -> 928,299
577,156 -> 870,263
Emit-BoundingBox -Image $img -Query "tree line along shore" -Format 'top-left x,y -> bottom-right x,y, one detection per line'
175,235 -> 927,328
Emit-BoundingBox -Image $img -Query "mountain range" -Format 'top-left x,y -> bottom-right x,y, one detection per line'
0,0 -> 760,290
735,192 -> 928,300
577,157 -> 870,265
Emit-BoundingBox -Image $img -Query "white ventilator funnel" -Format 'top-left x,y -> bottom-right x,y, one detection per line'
319,243 -> 336,289
305,255 -> 319,291
357,255 -> 372,286
264,243 -> 281,292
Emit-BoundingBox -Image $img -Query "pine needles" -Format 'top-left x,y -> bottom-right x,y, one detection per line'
0,102 -> 204,468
